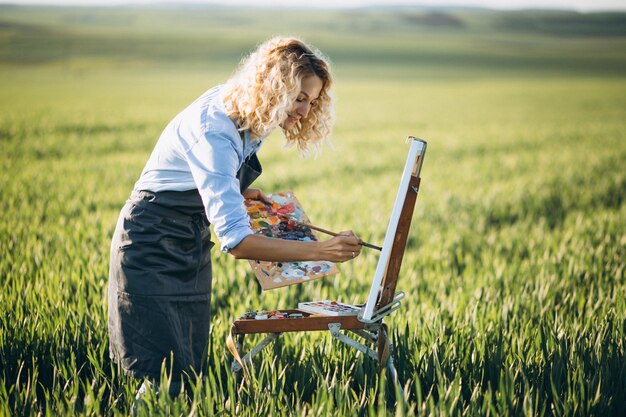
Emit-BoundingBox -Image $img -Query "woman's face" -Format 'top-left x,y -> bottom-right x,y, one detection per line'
282,75 -> 324,130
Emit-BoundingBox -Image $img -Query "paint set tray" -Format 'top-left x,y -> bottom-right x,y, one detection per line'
232,306 -> 366,335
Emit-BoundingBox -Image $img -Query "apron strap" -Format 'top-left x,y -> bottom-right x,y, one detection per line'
237,153 -> 263,193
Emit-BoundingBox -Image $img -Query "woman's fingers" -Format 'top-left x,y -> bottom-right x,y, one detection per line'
258,191 -> 272,204
338,231 -> 362,250
328,233 -> 362,262
243,188 -> 273,204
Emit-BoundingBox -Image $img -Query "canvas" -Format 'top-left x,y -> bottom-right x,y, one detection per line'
245,192 -> 338,290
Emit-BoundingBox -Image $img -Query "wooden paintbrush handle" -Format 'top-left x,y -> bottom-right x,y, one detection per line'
305,223 -> 338,237
299,220 -> 382,251
278,212 -> 382,251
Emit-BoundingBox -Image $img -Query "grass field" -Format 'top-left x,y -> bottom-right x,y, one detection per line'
0,4 -> 625,416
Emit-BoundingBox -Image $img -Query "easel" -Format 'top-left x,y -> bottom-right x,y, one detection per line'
227,137 -> 427,383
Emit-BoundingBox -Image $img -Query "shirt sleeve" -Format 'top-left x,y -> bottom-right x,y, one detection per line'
185,130 -> 253,252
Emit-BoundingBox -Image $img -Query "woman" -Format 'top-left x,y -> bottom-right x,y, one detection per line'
107,36 -> 362,395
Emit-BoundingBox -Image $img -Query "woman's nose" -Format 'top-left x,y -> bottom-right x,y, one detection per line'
297,102 -> 310,118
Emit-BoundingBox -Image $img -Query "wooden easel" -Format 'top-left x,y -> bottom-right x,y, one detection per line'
227,137 -> 427,382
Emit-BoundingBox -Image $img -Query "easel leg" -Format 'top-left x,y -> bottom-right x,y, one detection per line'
235,334 -> 245,353
386,352 -> 399,387
232,333 -> 246,382
231,333 -> 281,373
378,324 -> 403,399
377,324 -> 391,369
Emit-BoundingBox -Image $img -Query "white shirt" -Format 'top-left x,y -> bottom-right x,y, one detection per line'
134,85 -> 265,252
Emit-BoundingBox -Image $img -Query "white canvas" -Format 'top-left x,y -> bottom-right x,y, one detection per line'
361,138 -> 427,321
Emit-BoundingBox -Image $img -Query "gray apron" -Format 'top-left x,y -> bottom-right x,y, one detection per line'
108,153 -> 261,379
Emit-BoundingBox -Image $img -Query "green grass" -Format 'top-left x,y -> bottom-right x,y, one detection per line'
0,5 -> 625,416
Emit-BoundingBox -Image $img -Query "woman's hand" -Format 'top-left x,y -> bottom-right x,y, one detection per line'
242,188 -> 273,204
318,231 -> 362,263
230,231 -> 363,262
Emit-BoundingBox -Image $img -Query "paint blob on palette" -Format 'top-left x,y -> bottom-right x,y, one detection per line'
245,192 -> 338,290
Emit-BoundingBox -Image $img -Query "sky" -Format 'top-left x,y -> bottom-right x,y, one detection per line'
1,0 -> 625,12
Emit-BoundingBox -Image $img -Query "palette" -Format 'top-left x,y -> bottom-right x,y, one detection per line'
245,192 -> 338,290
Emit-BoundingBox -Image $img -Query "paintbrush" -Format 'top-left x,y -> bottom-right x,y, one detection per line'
278,213 -> 382,251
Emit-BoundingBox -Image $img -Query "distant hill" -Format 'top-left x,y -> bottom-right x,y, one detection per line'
0,5 -> 624,76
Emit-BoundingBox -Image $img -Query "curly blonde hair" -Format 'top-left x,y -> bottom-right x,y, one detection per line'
222,36 -> 334,156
